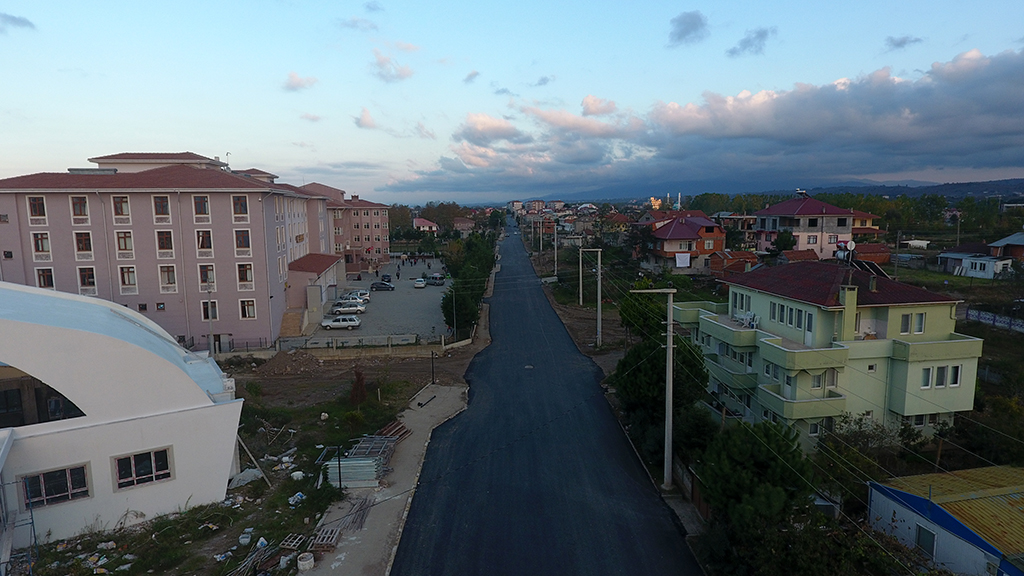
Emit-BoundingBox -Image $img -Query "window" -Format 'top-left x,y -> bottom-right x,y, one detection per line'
159,265 -> 176,287
157,230 -> 174,251
232,195 -> 248,215
764,362 -> 772,376
240,299 -> 256,319
78,267 -> 95,287
770,302 -> 777,321
116,231 -> 133,251
772,365 -> 780,381
950,365 -> 961,387
935,366 -> 947,388
867,364 -> 877,373
928,413 -> 938,425
138,303 -> 147,312
237,263 -> 253,283
807,218 -> 818,227
364,223 -> 370,229
914,313 -> 925,334
811,374 -> 823,389
75,232 -> 92,252
199,264 -> 216,286
235,229 -> 250,249
828,234 -> 839,244
196,230 -> 212,250
787,307 -> 794,326
23,465 -> 89,507
153,196 -> 170,216
704,239 -> 714,250
914,414 -> 925,427
71,196 -> 88,217
201,300 -> 218,321
921,367 -> 932,389
901,314 -> 911,334
29,196 -> 46,217
32,232 -> 50,254
113,196 -> 130,216
156,302 -> 165,311
353,223 -> 360,230
796,309 -> 803,329
120,266 -> 136,287
807,235 -> 818,245
808,423 -> 820,437
837,218 -> 848,227
193,195 -> 209,216
36,268 -> 54,288
863,410 -> 873,419
115,449 -> 171,489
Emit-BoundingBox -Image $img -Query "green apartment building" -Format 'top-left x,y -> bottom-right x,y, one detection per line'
678,261 -> 982,447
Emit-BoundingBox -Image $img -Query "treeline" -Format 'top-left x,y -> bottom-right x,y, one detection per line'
388,202 -> 504,243
441,231 -> 498,340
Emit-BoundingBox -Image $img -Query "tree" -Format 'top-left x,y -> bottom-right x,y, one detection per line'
725,227 -> 745,250
618,278 -> 665,339
770,229 -> 796,254
350,368 -> 367,410
389,204 -> 412,230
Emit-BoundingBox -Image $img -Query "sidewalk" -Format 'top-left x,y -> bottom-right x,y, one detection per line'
303,383 -> 467,576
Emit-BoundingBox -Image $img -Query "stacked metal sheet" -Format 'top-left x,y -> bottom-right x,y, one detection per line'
321,457 -> 383,488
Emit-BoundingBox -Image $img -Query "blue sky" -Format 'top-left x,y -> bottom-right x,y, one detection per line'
2,1 -> 1024,204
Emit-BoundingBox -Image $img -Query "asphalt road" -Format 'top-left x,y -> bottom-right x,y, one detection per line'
391,221 -> 703,576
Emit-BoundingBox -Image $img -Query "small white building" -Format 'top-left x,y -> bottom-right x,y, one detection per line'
869,467 -> 1024,576
937,253 -> 1014,279
0,281 -> 242,551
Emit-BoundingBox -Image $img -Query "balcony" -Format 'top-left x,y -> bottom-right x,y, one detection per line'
759,337 -> 848,371
674,301 -> 728,327
700,313 -> 760,348
759,384 -> 846,421
891,333 -> 984,362
706,356 -> 759,390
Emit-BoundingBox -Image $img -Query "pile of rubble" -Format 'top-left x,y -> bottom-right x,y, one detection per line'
255,350 -> 325,377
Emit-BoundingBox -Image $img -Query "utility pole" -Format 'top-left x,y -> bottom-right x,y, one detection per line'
553,220 -> 558,276
629,287 -> 677,491
894,231 -> 902,281
207,286 -> 215,355
580,248 -> 603,346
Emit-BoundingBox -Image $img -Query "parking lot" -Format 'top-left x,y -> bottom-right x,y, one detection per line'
315,257 -> 449,341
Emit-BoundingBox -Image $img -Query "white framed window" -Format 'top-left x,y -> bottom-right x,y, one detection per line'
78,266 -> 96,295
36,268 -> 54,289
153,195 -> 171,224
199,264 -> 216,292
867,364 -> 877,373
808,422 -> 820,437
22,465 -> 89,507
950,365 -> 961,387
74,231 -> 93,261
240,299 -> 257,319
828,234 -> 839,244
914,313 -> 925,334
807,235 -> 817,245
237,263 -> 254,291
764,362 -> 772,377
234,229 -> 251,257
201,300 -> 218,321
193,195 -> 210,223
787,307 -> 794,326
921,367 -> 932,389
32,232 -> 51,262
232,195 -> 249,224
772,364 -> 780,381
914,414 -> 925,427
70,196 -> 90,225
795,309 -> 803,329
28,196 -> 47,225
901,313 -> 911,334
704,239 -> 714,250
863,410 -> 873,419
825,369 -> 837,388
196,230 -> 214,258
935,366 -> 947,388
811,374 -> 822,389
119,266 -> 137,295
156,230 -> 174,258
115,230 -> 134,260
114,448 -> 171,489
770,302 -> 777,321
112,196 -> 131,224
159,265 -> 177,293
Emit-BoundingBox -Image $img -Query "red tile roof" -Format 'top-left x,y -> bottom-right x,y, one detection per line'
0,164 -> 271,190
234,168 -> 278,178
288,253 -> 343,274
755,197 -> 855,217
781,249 -> 819,262
644,209 -> 708,221
711,250 -> 759,261
651,216 -> 720,240
853,227 -> 885,235
851,209 -> 879,219
723,261 -> 956,307
88,151 -> 221,162
854,243 -> 890,254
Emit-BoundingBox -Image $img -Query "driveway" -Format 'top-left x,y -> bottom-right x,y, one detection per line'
390,222 -> 702,575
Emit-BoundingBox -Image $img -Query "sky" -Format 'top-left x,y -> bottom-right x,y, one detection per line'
2,1 -> 1024,204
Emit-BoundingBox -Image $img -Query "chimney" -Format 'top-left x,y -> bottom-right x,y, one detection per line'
352,195 -> 359,201
869,275 -> 877,292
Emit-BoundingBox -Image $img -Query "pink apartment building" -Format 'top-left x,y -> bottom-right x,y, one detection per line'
0,152 -> 347,351
299,182 -> 391,273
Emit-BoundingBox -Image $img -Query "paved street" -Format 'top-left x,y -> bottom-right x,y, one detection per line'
391,222 -> 702,575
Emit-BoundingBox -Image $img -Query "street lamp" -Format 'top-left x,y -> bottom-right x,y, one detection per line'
629,287 -> 677,491
207,286 -> 215,356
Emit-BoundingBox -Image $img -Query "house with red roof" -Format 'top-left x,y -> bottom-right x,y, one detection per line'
300,182 -> 391,274
414,217 -> 439,233
644,216 -> 726,274
676,261 -> 983,448
778,249 -> 819,264
708,250 -> 759,279
754,192 -> 862,258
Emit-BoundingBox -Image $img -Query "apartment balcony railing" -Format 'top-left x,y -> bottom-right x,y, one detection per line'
891,333 -> 983,363
759,337 -> 848,371
758,384 -> 846,421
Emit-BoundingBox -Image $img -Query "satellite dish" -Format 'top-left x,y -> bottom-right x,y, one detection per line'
847,240 -> 856,251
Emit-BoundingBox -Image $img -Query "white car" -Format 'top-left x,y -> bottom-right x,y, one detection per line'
345,289 -> 370,301
334,296 -> 367,306
414,278 -> 426,288
330,302 -> 365,315
321,315 -> 361,330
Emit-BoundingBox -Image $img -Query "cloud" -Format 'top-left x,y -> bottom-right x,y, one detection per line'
364,1 -> 383,12
668,11 -> 709,46
885,35 -> 923,52
0,12 -> 34,34
338,17 -> 377,31
533,76 -> 553,87
415,122 -> 436,140
464,70 -> 480,83
283,72 -> 318,91
493,86 -> 518,97
582,95 -> 617,116
726,27 -> 777,57
300,113 -> 322,122
393,41 -> 420,52
371,49 -> 413,82
354,108 -> 377,129
452,113 -> 532,146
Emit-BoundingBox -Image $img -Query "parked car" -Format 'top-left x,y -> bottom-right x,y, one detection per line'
370,281 -> 395,291
426,273 -> 446,286
346,289 -> 370,301
414,278 -> 426,288
381,274 -> 392,282
321,315 -> 361,330
329,302 -> 365,315
335,295 -> 368,305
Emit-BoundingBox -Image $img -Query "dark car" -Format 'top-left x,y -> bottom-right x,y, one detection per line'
381,274 -> 392,282
370,281 -> 395,291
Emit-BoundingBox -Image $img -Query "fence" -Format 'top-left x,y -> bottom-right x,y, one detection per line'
278,334 -> 420,351
965,308 -> 1024,334
229,338 -> 270,352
